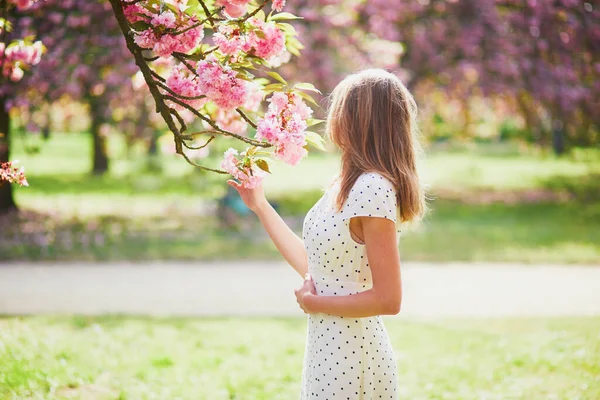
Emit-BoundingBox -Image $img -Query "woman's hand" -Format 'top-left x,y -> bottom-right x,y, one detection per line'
295,273 -> 317,314
227,179 -> 268,213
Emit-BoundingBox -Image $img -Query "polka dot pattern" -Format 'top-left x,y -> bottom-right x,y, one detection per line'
299,172 -> 400,399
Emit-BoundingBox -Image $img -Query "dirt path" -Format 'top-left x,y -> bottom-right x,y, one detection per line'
1,262 -> 599,317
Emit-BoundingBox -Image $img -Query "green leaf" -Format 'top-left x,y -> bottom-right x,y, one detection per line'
305,131 -> 326,151
307,118 -> 325,127
294,82 -> 321,94
296,91 -> 320,108
276,23 -> 297,35
130,20 -> 151,31
264,83 -> 286,93
266,71 -> 287,85
255,159 -> 272,173
269,12 -> 303,21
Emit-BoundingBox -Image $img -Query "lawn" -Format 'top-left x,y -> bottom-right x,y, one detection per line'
1,316 -> 599,399
3,132 -> 599,264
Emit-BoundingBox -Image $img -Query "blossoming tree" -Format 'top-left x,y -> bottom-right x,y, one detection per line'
21,0 -> 139,175
108,0 -> 324,188
0,0 -> 42,213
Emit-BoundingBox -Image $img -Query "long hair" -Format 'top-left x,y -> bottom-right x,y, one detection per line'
326,69 -> 426,223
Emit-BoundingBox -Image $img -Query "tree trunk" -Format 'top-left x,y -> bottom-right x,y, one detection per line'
42,104 -> 51,140
0,96 -> 17,214
90,99 -> 109,175
552,118 -> 566,155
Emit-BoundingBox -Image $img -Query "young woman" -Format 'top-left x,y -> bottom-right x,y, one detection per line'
228,68 -> 426,399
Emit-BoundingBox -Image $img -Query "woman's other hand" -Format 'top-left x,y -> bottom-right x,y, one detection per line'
295,273 -> 317,314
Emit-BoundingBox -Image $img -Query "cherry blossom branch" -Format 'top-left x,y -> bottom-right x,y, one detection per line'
108,0 -> 230,175
163,94 -> 270,147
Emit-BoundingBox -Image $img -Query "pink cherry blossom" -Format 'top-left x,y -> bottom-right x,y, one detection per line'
215,0 -> 255,18
214,24 -> 253,55
196,59 -> 248,109
165,63 -> 206,109
127,6 -> 204,58
0,161 -> 28,187
0,40 -> 43,82
221,148 -> 267,188
151,10 -> 177,29
272,0 -> 286,12
248,18 -> 286,61
256,92 -> 312,166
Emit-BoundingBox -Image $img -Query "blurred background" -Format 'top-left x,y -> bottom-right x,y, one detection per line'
0,0 -> 599,399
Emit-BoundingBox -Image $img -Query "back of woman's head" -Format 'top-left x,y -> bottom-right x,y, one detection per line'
326,68 -> 426,223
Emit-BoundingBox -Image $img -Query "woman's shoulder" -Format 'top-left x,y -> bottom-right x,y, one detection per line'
353,171 -> 396,194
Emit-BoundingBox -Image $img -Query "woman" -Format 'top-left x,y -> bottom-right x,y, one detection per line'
228,68 -> 426,399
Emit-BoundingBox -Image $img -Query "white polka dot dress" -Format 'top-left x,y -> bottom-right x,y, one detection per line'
300,171 -> 400,400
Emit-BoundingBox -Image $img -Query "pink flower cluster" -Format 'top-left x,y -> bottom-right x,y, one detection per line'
196,59 -> 248,109
214,18 -> 286,63
0,161 -> 28,187
256,92 -> 312,166
165,63 -> 206,109
127,7 -> 204,58
221,148 -> 267,188
0,40 -> 43,82
215,0 -> 252,19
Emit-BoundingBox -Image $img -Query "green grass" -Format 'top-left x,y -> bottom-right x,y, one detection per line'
1,316 -> 599,399
4,132 -> 600,264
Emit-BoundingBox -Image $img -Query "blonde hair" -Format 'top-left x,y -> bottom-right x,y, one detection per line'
326,68 -> 426,223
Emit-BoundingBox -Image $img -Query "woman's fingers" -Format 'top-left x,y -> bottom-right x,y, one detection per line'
227,179 -> 241,190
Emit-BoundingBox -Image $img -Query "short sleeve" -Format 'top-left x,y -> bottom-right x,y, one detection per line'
340,172 -> 398,226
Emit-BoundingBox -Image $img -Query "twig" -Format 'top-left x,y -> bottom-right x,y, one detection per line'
172,52 -> 198,75
182,135 -> 215,150
236,108 -> 257,129
149,69 -> 166,83
179,149 -> 228,174
237,0 -> 269,22
169,107 -> 187,133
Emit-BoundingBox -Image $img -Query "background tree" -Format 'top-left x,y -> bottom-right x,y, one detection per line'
358,0 -> 599,153
0,0 -> 43,214
21,0 -> 138,174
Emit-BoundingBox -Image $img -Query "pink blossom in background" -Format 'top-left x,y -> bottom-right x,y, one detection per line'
196,59 -> 248,109
8,0 -> 37,10
221,148 -> 267,188
0,40 -> 43,82
216,108 -> 247,135
0,161 -> 28,187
